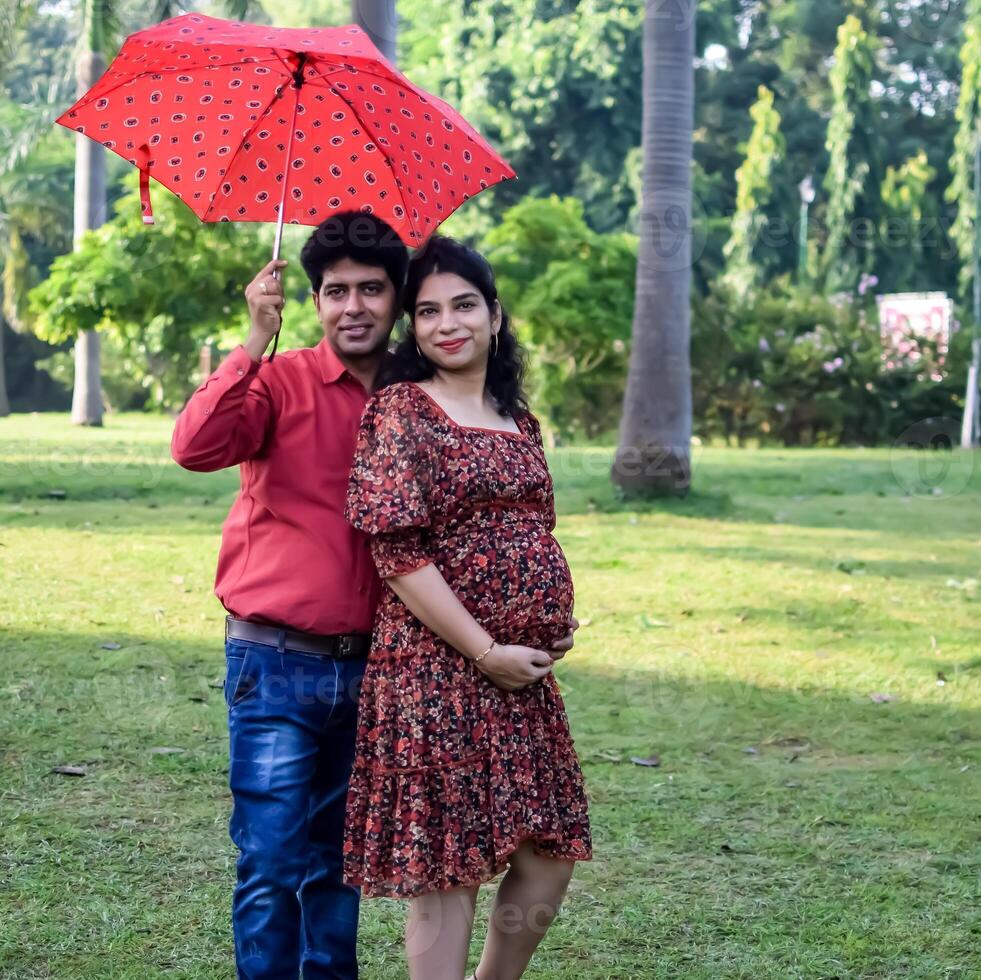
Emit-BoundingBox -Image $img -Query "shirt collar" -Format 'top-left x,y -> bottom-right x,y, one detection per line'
316,336 -> 347,385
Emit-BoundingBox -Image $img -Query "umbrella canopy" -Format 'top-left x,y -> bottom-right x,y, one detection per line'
56,12 -> 516,245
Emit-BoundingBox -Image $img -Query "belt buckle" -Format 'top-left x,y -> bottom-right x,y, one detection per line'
338,635 -> 353,658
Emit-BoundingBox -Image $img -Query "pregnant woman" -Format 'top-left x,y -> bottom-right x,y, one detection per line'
344,236 -> 591,980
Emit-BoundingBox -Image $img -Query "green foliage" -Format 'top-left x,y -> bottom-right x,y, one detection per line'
28,173 -> 273,409
879,149 -> 938,293
0,144 -> 74,414
400,0 -> 643,235
36,333 -> 151,412
947,0 -> 981,298
722,85 -> 784,299
820,14 -> 879,292
692,276 -> 968,446
482,196 -> 636,440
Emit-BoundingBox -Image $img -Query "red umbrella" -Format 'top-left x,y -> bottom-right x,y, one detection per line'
56,12 -> 516,254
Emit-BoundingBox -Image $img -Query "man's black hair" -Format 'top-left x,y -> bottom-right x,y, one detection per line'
299,211 -> 409,296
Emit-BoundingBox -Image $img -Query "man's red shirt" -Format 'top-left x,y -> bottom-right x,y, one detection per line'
171,338 -> 381,635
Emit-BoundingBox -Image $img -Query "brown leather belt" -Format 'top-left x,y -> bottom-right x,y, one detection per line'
225,616 -> 370,659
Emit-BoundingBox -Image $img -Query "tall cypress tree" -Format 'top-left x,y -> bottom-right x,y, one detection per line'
820,14 -> 880,292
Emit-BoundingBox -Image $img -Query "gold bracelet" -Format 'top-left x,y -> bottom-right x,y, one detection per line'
472,641 -> 496,664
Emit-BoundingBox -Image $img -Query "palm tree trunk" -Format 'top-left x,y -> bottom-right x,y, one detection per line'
611,1 -> 695,497
0,321 -> 10,417
351,0 -> 397,64
70,44 -> 106,426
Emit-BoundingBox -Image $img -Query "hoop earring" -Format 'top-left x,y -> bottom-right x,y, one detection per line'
491,333 -> 499,358
415,342 -> 424,360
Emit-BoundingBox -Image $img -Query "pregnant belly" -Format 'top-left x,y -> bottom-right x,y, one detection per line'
439,524 -> 575,649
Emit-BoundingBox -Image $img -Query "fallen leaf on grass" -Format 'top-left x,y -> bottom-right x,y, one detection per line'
742,746 -> 759,755
629,754 -> 661,767
208,678 -> 224,689
188,695 -> 208,703
148,747 -> 185,755
46,489 -> 67,500
764,736 -> 812,750
869,692 -> 897,703
594,750 -> 622,763
49,765 -> 86,777
639,615 -> 670,629
578,618 -> 592,628
100,642 -> 122,651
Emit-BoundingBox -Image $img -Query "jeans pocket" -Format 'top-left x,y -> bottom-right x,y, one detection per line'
224,642 -> 258,709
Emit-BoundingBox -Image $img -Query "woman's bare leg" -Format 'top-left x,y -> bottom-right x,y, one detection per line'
406,884 -> 480,980
473,843 -> 575,979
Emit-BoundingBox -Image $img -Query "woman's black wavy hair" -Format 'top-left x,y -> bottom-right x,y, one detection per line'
375,235 -> 528,418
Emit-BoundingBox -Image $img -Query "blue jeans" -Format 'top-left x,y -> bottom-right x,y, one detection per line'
224,638 -> 365,980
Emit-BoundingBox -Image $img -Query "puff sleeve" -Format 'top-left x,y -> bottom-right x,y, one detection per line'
345,384 -> 439,578
520,410 -> 557,533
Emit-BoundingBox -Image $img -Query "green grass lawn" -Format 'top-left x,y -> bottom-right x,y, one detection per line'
1,413 -> 979,979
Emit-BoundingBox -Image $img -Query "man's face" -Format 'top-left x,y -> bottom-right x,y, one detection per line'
311,257 -> 399,362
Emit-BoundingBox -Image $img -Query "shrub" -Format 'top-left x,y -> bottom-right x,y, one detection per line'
692,275 -> 968,446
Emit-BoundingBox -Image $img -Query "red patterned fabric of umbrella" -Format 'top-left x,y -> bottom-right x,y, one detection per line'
55,12 -> 516,253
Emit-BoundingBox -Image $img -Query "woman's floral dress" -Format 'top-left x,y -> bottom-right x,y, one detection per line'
342,381 -> 592,898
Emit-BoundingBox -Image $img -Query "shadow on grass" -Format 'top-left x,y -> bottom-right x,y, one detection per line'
2,626 -> 979,978
4,626 -> 979,774
2,442 -> 980,540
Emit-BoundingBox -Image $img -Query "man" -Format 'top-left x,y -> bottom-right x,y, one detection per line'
172,212 -> 575,979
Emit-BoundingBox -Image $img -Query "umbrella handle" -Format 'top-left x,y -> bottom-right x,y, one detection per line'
267,63 -> 305,363
269,207 -> 285,361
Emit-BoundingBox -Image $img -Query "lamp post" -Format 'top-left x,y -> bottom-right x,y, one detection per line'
798,175 -> 815,284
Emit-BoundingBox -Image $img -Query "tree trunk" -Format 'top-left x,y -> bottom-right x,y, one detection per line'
0,321 -> 10,417
611,1 -> 695,497
71,46 -> 106,426
351,0 -> 397,64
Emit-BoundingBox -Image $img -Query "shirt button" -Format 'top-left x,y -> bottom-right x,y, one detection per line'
236,368 -> 245,377
203,408 -> 211,415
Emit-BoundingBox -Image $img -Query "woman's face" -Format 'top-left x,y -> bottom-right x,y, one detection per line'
412,271 -> 501,373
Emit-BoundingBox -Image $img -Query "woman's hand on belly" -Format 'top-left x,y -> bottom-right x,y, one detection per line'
547,614 -> 580,661
476,643 -> 554,692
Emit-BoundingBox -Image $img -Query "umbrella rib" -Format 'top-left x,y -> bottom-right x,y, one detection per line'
201,81 -> 293,222
64,56 -> 290,117
305,63 -> 420,244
